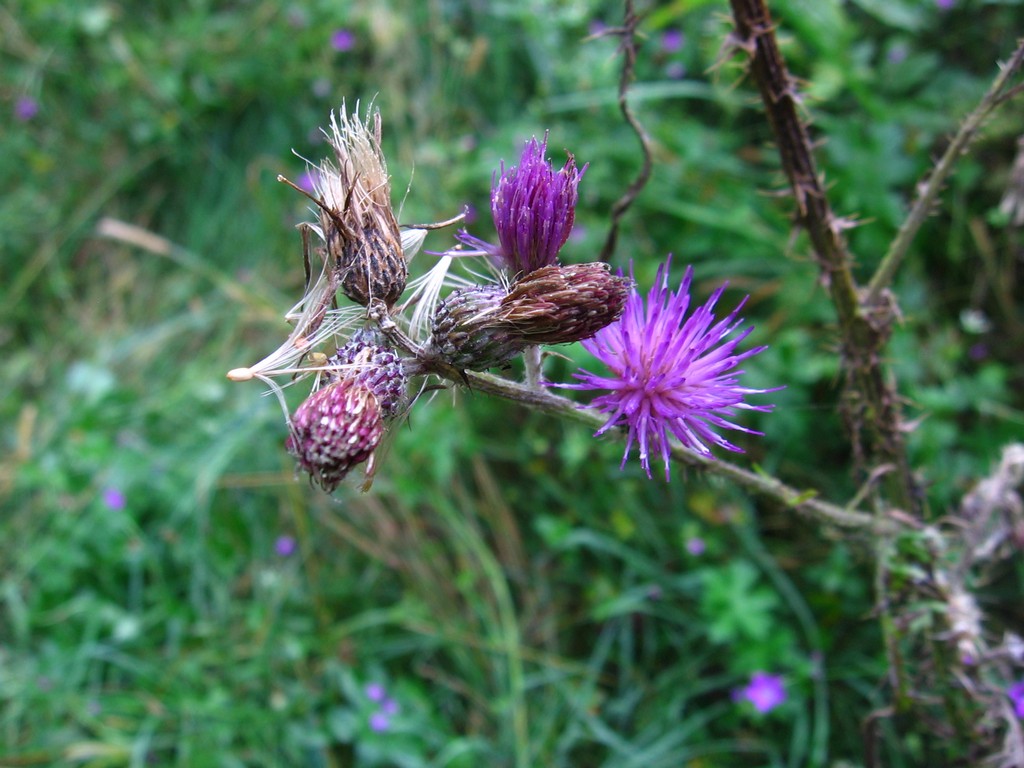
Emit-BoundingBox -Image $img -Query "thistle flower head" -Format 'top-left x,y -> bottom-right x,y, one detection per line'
498,262 -> 631,345
309,105 -> 407,307
428,283 -> 528,370
427,263 -> 630,370
458,135 -> 585,275
557,257 -> 779,480
328,329 -> 408,420
285,377 -> 385,492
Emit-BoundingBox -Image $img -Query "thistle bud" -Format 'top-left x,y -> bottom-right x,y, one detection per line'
428,284 -> 528,370
457,135 -> 585,275
499,262 -> 632,344
328,329 -> 407,420
314,108 -> 407,307
286,378 -> 384,492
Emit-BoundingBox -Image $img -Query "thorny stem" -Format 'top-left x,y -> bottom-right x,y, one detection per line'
874,539 -> 910,713
866,38 -> 1024,304
598,0 -> 654,263
727,0 -> 919,517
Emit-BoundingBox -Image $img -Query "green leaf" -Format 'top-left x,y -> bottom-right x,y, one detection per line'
699,562 -> 780,644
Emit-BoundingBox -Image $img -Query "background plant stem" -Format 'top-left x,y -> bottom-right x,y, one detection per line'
727,0 -> 920,516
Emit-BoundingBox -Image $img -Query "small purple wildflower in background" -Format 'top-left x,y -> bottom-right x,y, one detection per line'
364,682 -> 386,702
102,487 -> 126,510
1008,681 -> 1024,718
369,711 -> 390,732
665,62 -> 686,80
15,96 -> 38,122
297,170 -> 318,193
740,672 -> 786,713
935,0 -> 954,9
381,698 -> 399,715
458,135 -> 586,275
685,537 -> 706,556
558,257 -> 779,480
661,28 -> 684,53
274,535 -> 297,557
330,28 -> 355,51
887,43 -> 909,65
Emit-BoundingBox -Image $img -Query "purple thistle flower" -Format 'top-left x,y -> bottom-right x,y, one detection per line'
557,257 -> 779,480
458,135 -> 586,275
740,672 -> 786,713
330,28 -> 356,51
1009,680 -> 1024,718
15,96 -> 38,122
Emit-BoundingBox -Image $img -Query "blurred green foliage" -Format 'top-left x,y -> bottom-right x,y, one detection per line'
2,0 -> 1023,765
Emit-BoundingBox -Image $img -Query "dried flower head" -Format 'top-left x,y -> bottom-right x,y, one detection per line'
458,135 -> 585,275
286,378 -> 385,492
556,257 -> 779,480
303,105 -> 407,308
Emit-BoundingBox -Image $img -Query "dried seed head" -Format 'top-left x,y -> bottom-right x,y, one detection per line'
499,262 -> 632,344
313,107 -> 407,307
286,378 -> 385,492
328,329 -> 408,420
428,284 -> 529,370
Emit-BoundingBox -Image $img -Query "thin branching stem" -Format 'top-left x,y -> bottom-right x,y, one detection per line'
408,365 -> 894,532
866,38 -> 1024,304
598,0 -> 654,263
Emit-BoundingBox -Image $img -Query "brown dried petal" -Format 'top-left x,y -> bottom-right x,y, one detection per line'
315,109 -> 408,307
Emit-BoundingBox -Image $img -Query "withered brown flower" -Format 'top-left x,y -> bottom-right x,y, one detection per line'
289,105 -> 408,309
